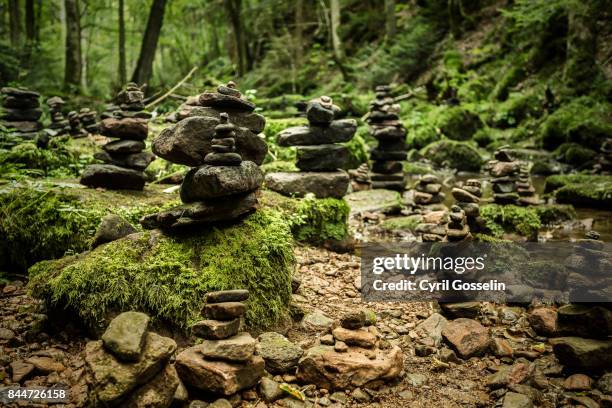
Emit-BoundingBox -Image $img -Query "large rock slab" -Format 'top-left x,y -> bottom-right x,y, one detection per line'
94,151 -> 156,171
103,140 -> 146,154
277,119 -> 357,146
296,145 -> 349,171
344,189 -> 401,214
296,345 -> 403,390
256,332 -> 304,374
180,162 -> 263,202
3,120 -> 42,132
0,107 -> 42,121
197,332 -> 256,362
415,313 -> 448,347
175,347 -> 264,395
265,171 -> 349,199
1,87 -> 40,98
550,337 -> 612,371
198,92 -> 256,111
177,105 -> 265,133
122,364 -> 179,408
332,327 -> 377,348
102,311 -> 150,362
98,117 -> 148,140
441,318 -> 490,359
153,116 -> 267,166
557,304 -> 612,338
86,332 -> 177,405
80,164 -> 145,190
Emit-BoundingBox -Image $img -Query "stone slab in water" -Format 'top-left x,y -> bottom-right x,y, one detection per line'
265,171 -> 349,199
80,164 -> 145,190
98,117 -> 148,140
370,149 -> 407,161
94,151 -> 155,171
2,95 -> 40,109
1,107 -> 42,122
198,92 -> 256,112
180,161 -> 263,202
296,144 -> 349,171
277,119 -> 357,146
206,290 -> 250,304
153,116 -> 267,166
140,192 -> 258,230
101,311 -> 150,362
103,140 -> 146,154
178,106 -> 265,133
192,319 -> 241,340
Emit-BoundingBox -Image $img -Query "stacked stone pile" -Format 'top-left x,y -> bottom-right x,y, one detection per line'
486,146 -> 538,206
348,162 -> 372,192
413,174 -> 445,205
0,87 -> 42,144
266,96 -> 356,199
85,311 -> 180,407
297,310 -> 403,390
445,205 -> 471,241
141,113 -> 263,230
46,96 -> 70,135
367,85 -> 407,191
80,85 -> 154,190
415,209 -> 449,242
78,108 -> 98,134
594,139 -> 612,174
176,290 -> 264,396
516,163 -> 539,205
67,110 -> 87,137
452,178 -> 484,231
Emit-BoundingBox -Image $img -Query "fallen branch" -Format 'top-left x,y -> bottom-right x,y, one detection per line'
145,66 -> 198,109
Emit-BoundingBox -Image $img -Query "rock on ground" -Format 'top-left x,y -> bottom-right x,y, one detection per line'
256,332 -> 304,374
441,318 -> 490,359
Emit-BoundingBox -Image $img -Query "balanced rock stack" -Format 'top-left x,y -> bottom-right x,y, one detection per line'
445,205 -> 471,241
297,309 -> 403,390
141,113 -> 263,230
46,96 -> 70,135
367,85 -> 407,192
348,163 -> 372,192
486,146 -> 522,205
0,87 -> 42,144
516,163 -> 539,205
85,311 -> 180,407
67,110 -> 87,137
452,179 -> 483,231
80,85 -> 154,190
415,210 -> 449,242
414,174 -> 445,206
78,108 -> 98,134
176,290 -> 265,396
265,96 -> 356,199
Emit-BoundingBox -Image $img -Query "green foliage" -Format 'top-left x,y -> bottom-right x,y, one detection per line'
379,215 -> 422,232
288,196 -> 350,243
534,204 -> 576,225
545,174 -> 612,208
492,91 -> 544,128
490,66 -> 525,101
261,160 -> 298,174
28,209 -> 295,333
343,132 -> 369,169
407,125 -> 441,150
553,143 -> 597,167
420,139 -> 483,171
434,106 -> 483,141
480,204 -> 542,238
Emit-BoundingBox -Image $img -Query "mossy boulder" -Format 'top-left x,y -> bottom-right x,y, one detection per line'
554,143 -> 597,167
28,209 -> 295,334
420,140 -> 483,172
491,91 -> 543,128
407,125 -> 440,150
545,174 -> 612,208
434,107 -> 483,141
379,215 -> 422,232
480,204 -> 542,238
534,204 -> 576,225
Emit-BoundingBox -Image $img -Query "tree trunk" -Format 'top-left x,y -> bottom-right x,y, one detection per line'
118,0 -> 127,85
25,0 -> 35,43
63,0 -> 82,91
224,0 -> 247,77
295,0 -> 304,63
8,0 -> 21,47
131,0 -> 167,86
384,0 -> 396,39
35,0 -> 42,42
330,0 -> 342,60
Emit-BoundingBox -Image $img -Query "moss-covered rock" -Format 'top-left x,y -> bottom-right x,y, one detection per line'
420,140 -> 483,171
534,204 -> 576,225
406,125 -> 440,150
0,139 -> 88,178
434,106 -> 483,141
553,143 -> 597,168
491,91 -> 543,128
480,204 -> 541,238
379,215 -> 422,232
544,174 -> 612,208
28,209 -> 295,333
0,182 -> 179,272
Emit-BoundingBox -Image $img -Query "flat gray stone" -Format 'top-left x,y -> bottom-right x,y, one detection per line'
265,171 -> 349,199
101,311 -> 150,362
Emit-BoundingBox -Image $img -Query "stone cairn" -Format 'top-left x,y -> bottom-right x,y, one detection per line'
348,162 -> 372,192
0,87 -> 42,145
487,146 -> 538,206
46,96 -> 70,135
445,205 -> 471,241
452,178 -> 483,232
297,309 -> 403,390
367,85 -> 407,192
265,96 -> 357,199
142,112 -> 263,230
80,84 -> 154,190
176,290 -> 264,396
85,311 -> 180,406
413,174 -> 445,206
67,110 -> 86,137
78,108 -> 98,134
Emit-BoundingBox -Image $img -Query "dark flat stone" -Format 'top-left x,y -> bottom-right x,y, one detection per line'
296,144 -> 349,171
206,290 -> 250,304
198,92 -> 255,112
80,164 -> 145,190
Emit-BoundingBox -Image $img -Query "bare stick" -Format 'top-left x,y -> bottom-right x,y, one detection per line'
145,66 -> 198,109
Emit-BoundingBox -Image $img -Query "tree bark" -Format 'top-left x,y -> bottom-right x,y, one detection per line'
330,0 -> 342,60
295,0 -> 304,63
25,0 -> 35,43
63,0 -> 82,91
131,0 -> 167,86
118,0 -> 127,85
8,0 -> 21,47
224,0 -> 247,76
384,0 -> 396,39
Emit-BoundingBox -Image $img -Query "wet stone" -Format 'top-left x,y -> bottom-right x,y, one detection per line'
203,302 -> 247,320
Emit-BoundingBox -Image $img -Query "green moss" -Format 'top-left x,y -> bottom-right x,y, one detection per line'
261,160 -> 298,174
434,106 -> 483,141
490,66 -> 525,101
553,143 -> 597,167
407,125 -> 441,150
420,139 -> 483,171
403,161 -> 431,175
0,183 -> 179,272
534,204 -> 576,224
544,174 -> 612,209
480,204 -> 542,238
492,91 -> 544,128
28,209 -> 294,333
263,117 -> 308,140
343,132 -> 369,169
380,215 -> 422,232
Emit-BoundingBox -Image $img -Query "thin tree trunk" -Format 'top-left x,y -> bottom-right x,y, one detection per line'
35,0 -> 42,42
63,0 -> 82,91
295,0 -> 304,63
8,0 -> 21,47
118,0 -> 127,85
131,0 -> 167,86
25,0 -> 35,43
224,0 -> 247,76
384,0 -> 396,39
330,0 -> 342,60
